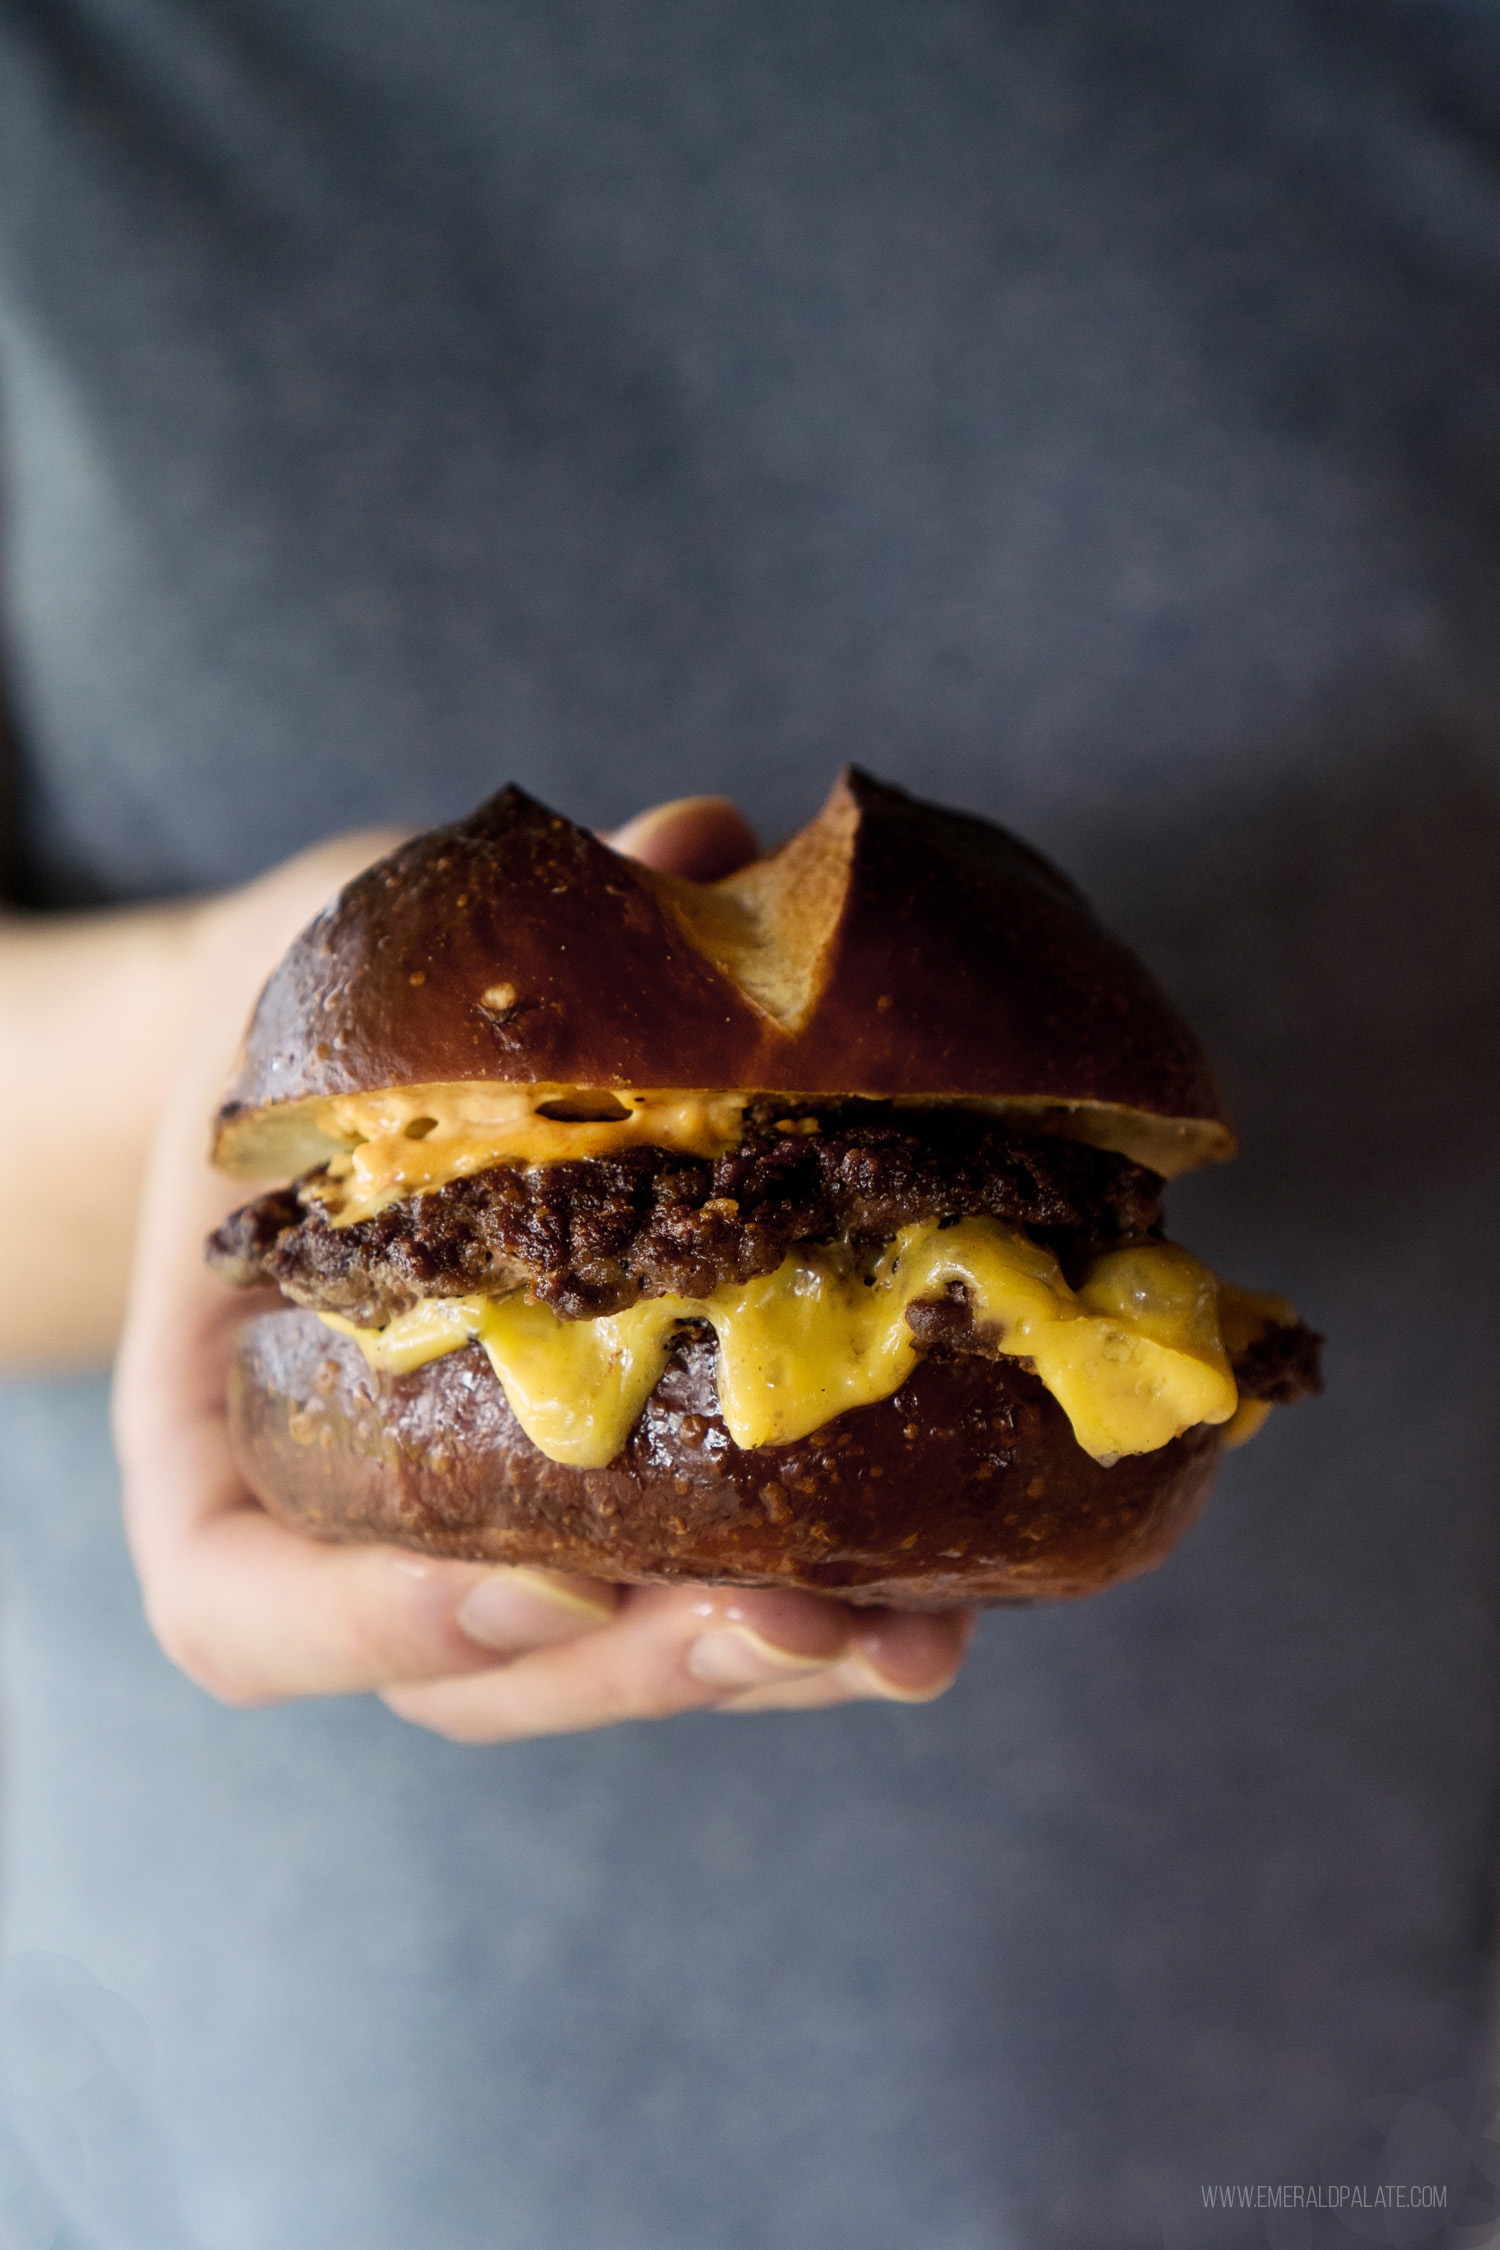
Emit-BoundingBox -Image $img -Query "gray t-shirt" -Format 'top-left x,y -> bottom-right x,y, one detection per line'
2,4 -> 1499,2245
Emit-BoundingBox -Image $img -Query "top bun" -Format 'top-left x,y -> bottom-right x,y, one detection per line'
214,770 -> 1234,1180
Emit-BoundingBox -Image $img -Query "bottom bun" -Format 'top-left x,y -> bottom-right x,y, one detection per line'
229,1309 -> 1224,1609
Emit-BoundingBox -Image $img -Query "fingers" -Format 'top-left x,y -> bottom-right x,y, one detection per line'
135,1494 -> 623,1706
121,1317 -> 977,1721
712,1605 -> 977,1715
607,795 -> 760,880
125,1395 -> 974,1721
118,1330 -> 974,1725
380,1588 -> 975,1745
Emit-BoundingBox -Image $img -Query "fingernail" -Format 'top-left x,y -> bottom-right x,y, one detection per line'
837,1652 -> 955,1705
457,1568 -> 615,1652
685,1625 -> 844,1692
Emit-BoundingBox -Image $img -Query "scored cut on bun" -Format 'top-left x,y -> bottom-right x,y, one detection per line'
210,771 -> 1319,1609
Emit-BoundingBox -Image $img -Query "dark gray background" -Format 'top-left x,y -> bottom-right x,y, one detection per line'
2,4 -> 1499,2244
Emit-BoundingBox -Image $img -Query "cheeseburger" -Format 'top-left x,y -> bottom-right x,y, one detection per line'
207,771 -> 1321,1607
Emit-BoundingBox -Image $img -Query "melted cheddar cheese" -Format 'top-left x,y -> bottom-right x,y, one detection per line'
322,1218 -> 1287,1471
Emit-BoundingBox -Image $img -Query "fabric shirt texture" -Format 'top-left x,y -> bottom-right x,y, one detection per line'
2,3 -> 1500,2244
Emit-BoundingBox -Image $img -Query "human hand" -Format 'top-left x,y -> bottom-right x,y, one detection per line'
113,797 -> 975,1742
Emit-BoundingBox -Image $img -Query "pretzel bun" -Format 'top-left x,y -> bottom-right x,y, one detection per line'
216,771 -> 1248,1608
214,769 -> 1233,1181
230,1312 -> 1225,1609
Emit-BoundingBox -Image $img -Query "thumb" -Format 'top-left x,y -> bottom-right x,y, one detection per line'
607,795 -> 760,881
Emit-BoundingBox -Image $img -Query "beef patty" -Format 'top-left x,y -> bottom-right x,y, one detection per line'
208,1102 -> 1166,1325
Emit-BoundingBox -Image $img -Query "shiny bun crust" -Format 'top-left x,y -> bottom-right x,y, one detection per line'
215,770 -> 1234,1181
230,1311 -> 1224,1609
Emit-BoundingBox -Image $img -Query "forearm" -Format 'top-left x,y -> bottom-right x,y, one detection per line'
0,823 -> 414,1373
0,899 -> 201,1369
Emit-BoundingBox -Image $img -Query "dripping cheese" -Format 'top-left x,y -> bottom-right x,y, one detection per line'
321,1219 -> 1289,1471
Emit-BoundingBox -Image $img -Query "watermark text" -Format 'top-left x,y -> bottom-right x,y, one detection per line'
1202,2184 -> 1448,2213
